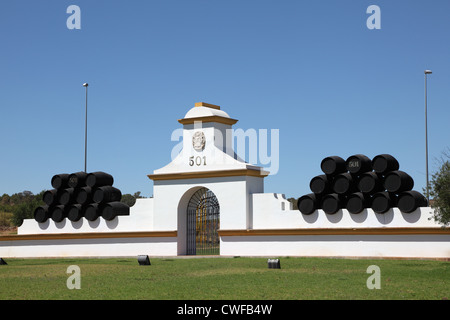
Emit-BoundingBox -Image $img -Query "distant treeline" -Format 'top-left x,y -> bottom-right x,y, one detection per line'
0,191 -> 147,227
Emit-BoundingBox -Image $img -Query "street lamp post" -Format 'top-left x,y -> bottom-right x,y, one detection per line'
83,83 -> 88,173
424,70 -> 432,203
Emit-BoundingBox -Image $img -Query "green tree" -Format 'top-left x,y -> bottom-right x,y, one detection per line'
429,149 -> 450,227
1,194 -> 10,205
11,201 -> 35,226
133,191 -> 144,199
10,190 -> 45,226
121,194 -> 136,207
120,191 -> 147,207
0,211 -> 13,227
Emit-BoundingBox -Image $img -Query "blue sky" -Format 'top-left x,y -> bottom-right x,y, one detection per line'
0,0 -> 449,199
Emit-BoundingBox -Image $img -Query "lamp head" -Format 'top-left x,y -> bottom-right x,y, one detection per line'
424,70 -> 432,74
83,83 -> 89,87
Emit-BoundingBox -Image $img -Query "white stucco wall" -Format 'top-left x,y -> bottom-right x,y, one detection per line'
0,237 -> 177,258
252,193 -> 441,229
152,175 -> 264,232
152,174 -> 264,255
18,198 -> 154,235
1,103 -> 448,259
220,234 -> 450,259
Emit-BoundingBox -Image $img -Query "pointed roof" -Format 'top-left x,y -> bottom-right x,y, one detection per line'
178,102 -> 238,125
147,102 -> 269,181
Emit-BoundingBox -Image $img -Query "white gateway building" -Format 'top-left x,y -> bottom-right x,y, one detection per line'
1,102 -> 449,259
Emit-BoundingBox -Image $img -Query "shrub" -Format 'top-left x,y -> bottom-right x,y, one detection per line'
0,211 -> 13,227
429,149 -> 450,227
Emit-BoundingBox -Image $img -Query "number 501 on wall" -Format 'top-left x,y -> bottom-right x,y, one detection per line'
189,156 -> 207,166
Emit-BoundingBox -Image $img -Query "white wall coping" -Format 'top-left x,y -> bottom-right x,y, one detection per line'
18,198 -> 154,235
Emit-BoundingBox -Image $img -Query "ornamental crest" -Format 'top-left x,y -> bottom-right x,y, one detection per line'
192,131 -> 206,151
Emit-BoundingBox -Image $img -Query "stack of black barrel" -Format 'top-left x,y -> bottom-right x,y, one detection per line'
297,154 -> 428,215
33,171 -> 130,223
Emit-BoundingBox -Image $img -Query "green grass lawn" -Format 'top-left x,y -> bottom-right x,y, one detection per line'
0,257 -> 448,300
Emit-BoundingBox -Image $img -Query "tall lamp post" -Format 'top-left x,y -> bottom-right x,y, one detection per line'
424,70 -> 432,203
83,83 -> 88,173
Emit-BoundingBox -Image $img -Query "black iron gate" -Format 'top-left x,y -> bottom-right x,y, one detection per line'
186,188 -> 220,255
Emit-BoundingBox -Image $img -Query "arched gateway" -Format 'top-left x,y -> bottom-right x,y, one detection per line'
186,188 -> 220,255
148,102 -> 268,256
3,101 -> 447,260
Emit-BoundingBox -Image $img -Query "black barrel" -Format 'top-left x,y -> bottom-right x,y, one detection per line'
321,193 -> 343,215
68,171 -> 88,188
384,170 -> 414,193
75,187 -> 93,205
68,204 -> 85,222
346,192 -> 370,214
101,202 -> 130,221
51,205 -> 68,222
86,172 -> 114,188
297,193 -> 321,215
34,205 -> 51,223
371,192 -> 396,214
320,156 -> 346,176
372,154 -> 399,174
346,154 -> 372,175
85,203 -> 102,221
332,173 -> 356,195
397,191 -> 428,213
357,172 -> 384,194
93,186 -> 122,204
43,189 -> 60,206
58,188 -> 76,206
309,175 -> 331,195
51,174 -> 70,189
